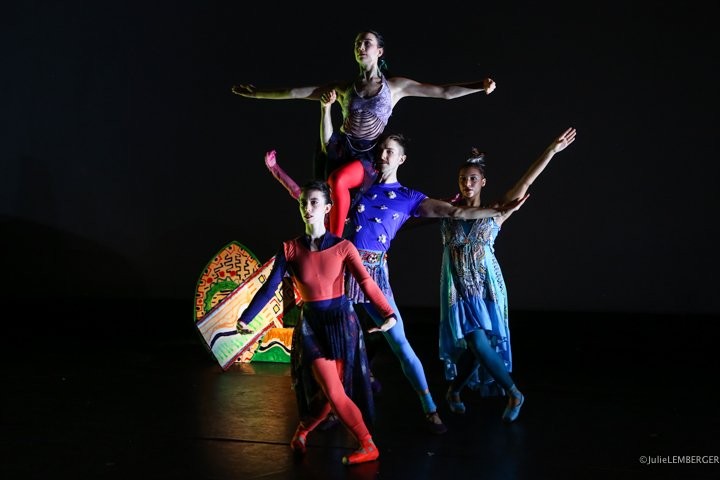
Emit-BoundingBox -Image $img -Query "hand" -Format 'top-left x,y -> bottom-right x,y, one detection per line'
321,89 -> 337,107
236,320 -> 254,335
497,193 -> 530,216
367,316 -> 397,334
231,84 -> 256,97
483,77 -> 496,95
549,127 -> 577,154
265,150 -> 277,169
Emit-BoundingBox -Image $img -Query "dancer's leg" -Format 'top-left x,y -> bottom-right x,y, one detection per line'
464,330 -> 515,391
361,300 -> 437,415
291,399 -> 332,454
311,358 -> 380,464
290,388 -> 333,454
446,349 -> 478,414
450,349 -> 480,393
326,160 -> 364,236
465,329 -> 524,421
311,358 -> 370,441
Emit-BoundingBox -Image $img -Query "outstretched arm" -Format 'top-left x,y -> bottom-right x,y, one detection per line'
389,77 -> 496,102
416,195 -> 528,219
231,82 -> 341,101
237,249 -> 287,333
319,90 -> 337,151
496,127 -> 577,225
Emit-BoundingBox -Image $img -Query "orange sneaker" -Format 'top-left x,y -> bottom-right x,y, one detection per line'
290,425 -> 308,454
342,438 -> 379,465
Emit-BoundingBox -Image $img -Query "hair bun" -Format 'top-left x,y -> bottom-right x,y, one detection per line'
466,147 -> 486,165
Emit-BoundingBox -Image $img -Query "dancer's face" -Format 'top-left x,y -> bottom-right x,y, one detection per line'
374,137 -> 406,175
458,166 -> 486,201
298,189 -> 331,228
354,32 -> 383,67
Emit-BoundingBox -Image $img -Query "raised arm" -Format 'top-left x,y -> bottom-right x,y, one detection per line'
319,89 -> 337,150
389,77 -> 496,102
264,150 -> 301,199
416,195 -> 528,219
496,127 -> 577,224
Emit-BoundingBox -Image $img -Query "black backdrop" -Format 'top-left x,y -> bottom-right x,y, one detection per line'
3,1 -> 719,316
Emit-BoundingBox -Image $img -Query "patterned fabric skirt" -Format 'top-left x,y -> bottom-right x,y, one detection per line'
445,296 -> 512,397
290,296 -> 375,424
439,250 -> 511,397
345,248 -> 392,303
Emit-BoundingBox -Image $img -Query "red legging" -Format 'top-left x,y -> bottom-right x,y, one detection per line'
327,160 -> 365,237
301,357 -> 370,442
266,157 -> 365,236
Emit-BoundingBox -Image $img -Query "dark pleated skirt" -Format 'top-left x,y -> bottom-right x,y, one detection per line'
290,296 -> 375,425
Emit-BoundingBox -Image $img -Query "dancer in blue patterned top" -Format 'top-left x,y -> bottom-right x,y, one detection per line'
344,132 -> 527,433
441,127 -> 577,423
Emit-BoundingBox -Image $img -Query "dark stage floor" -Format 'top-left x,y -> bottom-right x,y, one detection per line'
2,301 -> 719,479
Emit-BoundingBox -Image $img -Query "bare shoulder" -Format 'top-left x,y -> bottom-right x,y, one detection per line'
387,75 -> 414,83
387,76 -> 417,89
387,76 -> 423,100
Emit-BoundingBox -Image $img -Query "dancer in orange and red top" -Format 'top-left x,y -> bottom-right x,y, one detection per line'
237,177 -> 396,466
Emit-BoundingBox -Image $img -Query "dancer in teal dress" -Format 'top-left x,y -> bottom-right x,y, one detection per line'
439,207 -> 512,396
440,127 -> 577,422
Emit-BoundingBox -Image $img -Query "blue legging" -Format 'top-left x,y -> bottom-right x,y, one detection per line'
359,296 -> 437,414
451,329 -> 515,393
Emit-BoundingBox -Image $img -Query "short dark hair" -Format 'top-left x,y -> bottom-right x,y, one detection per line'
378,132 -> 410,156
300,180 -> 332,204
